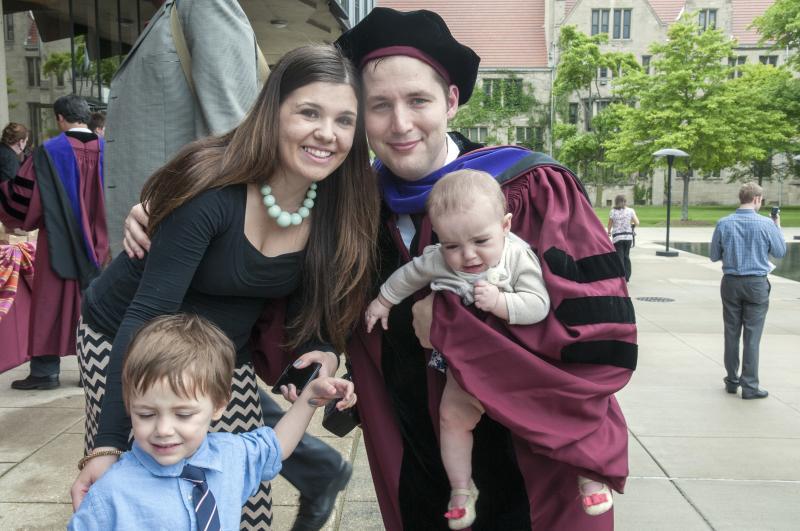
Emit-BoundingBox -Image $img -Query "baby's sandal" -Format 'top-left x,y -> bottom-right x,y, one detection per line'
578,476 -> 613,516
444,480 -> 479,530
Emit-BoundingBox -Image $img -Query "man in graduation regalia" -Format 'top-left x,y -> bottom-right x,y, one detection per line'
330,8 -> 637,530
1,95 -> 109,390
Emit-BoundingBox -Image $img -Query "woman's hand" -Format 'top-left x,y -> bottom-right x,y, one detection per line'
123,203 -> 151,259
412,293 -> 434,349
279,350 -> 339,403
70,448 -> 120,510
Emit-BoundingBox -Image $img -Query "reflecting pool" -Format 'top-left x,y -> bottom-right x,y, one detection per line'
668,242 -> 800,282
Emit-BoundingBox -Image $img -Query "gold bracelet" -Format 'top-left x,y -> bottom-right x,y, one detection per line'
78,449 -> 123,471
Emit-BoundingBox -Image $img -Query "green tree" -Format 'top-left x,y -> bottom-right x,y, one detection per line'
753,0 -> 800,70
605,14 -> 794,220
554,26 -> 606,130
553,26 -> 639,204
99,56 -> 121,86
723,64 -> 800,185
42,51 -> 71,84
553,111 -> 624,205
43,35 -> 123,96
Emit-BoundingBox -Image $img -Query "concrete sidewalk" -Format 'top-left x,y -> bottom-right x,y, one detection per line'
613,227 -> 800,530
1,226 -> 798,530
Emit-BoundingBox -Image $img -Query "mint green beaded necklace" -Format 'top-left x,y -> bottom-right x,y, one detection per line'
260,183 -> 317,228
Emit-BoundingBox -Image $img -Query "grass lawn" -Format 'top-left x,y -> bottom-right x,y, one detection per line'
593,205 -> 800,227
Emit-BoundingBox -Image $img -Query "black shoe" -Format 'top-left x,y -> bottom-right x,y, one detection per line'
291,461 -> 353,531
723,377 -> 739,394
742,389 -> 768,400
11,374 -> 60,390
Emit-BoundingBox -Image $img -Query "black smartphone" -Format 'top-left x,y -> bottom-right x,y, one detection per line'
271,362 -> 321,395
771,206 -> 780,219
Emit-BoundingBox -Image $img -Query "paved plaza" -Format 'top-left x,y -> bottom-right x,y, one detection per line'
1,226 -> 799,530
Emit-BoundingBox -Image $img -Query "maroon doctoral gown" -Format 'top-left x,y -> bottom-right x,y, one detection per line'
0,134 -> 108,360
346,146 -> 635,531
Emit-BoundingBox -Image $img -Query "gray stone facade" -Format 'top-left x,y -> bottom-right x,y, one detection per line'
457,1 -> 798,206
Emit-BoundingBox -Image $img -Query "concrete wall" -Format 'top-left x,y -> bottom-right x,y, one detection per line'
663,176 -> 800,206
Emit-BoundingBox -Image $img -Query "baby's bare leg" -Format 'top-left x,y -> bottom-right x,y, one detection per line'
440,369 -> 484,507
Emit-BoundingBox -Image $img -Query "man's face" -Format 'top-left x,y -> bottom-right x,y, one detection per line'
362,56 -> 459,182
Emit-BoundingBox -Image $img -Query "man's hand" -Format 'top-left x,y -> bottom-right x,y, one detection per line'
123,203 -> 151,259
412,293 -> 434,349
70,449 -> 120,511
365,296 -> 392,333
279,350 -> 339,403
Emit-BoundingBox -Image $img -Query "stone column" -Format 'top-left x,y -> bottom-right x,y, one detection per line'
652,167 -> 665,206
0,4 -> 10,126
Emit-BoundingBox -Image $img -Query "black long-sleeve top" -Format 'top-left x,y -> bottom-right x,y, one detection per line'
0,143 -> 21,182
84,184 -> 330,450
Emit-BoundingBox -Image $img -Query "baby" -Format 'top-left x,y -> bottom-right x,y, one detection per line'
69,313 -> 356,530
365,169 -> 560,529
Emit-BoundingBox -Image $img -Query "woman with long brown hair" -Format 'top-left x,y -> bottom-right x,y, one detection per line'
607,194 -> 640,282
69,44 -> 379,529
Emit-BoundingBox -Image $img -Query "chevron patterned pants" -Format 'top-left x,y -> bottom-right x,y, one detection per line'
76,318 -> 274,530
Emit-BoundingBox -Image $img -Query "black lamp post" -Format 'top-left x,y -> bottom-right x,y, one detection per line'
793,155 -> 800,241
653,148 -> 689,257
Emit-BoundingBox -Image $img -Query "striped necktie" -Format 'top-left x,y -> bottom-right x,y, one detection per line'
180,464 -> 221,531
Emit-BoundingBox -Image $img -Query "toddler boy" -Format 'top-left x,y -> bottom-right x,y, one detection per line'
69,313 -> 355,530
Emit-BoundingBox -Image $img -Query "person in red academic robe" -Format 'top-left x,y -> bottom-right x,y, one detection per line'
0,95 -> 108,389
301,8 -> 635,530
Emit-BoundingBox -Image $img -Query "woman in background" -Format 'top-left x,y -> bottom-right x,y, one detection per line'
608,194 -> 640,282
0,122 -> 28,182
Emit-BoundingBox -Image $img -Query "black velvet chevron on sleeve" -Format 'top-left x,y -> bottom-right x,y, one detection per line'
555,296 -> 636,326
0,188 -> 26,221
543,247 -> 625,283
562,340 -> 638,370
